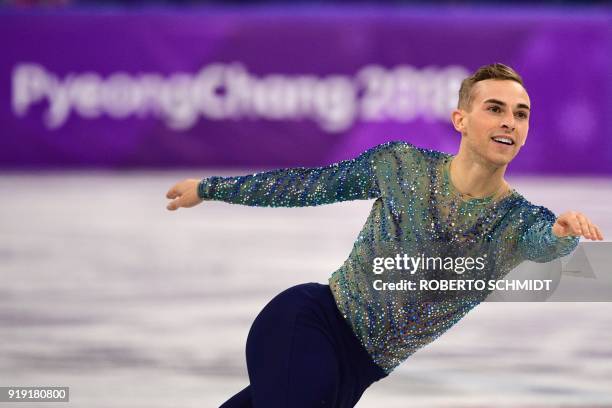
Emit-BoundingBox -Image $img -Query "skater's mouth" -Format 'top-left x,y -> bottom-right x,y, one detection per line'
490,135 -> 515,146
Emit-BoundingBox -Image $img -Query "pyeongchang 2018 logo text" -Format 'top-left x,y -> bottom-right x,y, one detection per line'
11,63 -> 468,133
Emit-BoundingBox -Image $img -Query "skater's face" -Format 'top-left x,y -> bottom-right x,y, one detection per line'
452,79 -> 530,166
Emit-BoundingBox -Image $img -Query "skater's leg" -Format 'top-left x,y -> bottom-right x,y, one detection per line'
285,311 -> 340,406
245,284 -> 340,407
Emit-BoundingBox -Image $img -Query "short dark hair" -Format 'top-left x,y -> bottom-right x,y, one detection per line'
458,63 -> 525,111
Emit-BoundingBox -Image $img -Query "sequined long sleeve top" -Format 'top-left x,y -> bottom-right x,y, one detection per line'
197,141 -> 579,375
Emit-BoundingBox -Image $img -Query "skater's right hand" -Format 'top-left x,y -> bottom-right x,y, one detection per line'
166,179 -> 203,211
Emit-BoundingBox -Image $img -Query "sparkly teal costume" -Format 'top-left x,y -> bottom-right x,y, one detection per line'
198,141 -> 579,375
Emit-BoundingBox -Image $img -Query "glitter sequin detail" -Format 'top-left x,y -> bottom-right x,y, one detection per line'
198,141 -> 579,375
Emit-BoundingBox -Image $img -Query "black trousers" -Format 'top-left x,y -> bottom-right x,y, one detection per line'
220,282 -> 388,408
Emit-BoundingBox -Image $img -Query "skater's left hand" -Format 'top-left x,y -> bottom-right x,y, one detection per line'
552,211 -> 604,240
166,179 -> 203,211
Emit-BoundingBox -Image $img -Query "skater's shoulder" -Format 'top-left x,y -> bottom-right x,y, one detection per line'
506,193 -> 558,225
366,139 -> 447,163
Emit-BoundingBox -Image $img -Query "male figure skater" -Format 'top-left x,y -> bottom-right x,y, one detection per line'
165,63 -> 603,408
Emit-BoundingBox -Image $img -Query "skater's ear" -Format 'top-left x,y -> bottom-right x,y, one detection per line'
451,108 -> 467,134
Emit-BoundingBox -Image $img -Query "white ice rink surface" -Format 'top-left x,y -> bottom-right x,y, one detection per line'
1,172 -> 611,408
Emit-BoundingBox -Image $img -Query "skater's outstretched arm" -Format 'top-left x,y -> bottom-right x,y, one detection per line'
166,141 -> 407,210
518,208 -> 603,263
